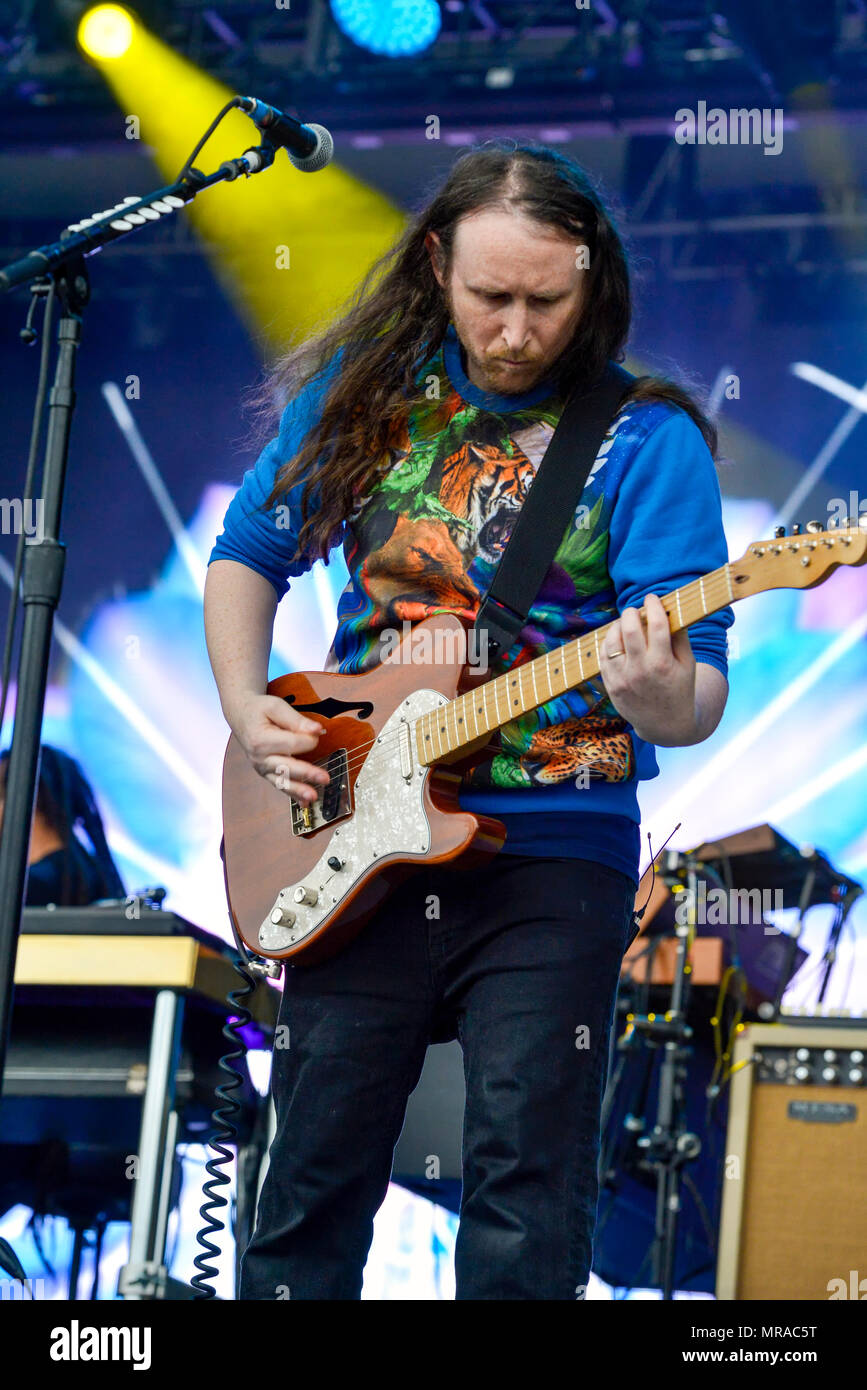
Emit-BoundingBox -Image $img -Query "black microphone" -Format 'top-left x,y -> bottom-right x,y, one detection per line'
238,96 -> 334,172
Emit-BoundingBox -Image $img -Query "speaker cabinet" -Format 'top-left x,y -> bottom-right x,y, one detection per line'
717,1022 -> 867,1300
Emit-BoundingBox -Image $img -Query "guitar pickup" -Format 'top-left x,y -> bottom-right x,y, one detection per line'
290,747 -> 351,836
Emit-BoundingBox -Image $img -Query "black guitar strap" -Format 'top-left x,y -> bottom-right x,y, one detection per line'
473,361 -> 635,657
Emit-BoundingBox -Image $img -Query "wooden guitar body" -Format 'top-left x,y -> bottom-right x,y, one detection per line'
221,614 -> 506,964
220,522 -> 866,966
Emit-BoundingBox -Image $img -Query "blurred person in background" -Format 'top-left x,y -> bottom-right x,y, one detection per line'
0,744 -> 126,907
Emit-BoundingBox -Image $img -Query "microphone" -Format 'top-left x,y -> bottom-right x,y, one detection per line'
238,96 -> 334,172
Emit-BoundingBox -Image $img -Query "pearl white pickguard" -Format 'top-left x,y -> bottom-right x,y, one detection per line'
257,688 -> 449,953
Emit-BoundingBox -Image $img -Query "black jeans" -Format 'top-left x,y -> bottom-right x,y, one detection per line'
239,853 -> 637,1300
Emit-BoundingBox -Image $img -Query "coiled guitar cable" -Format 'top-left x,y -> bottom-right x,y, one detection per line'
192,841 -> 281,1299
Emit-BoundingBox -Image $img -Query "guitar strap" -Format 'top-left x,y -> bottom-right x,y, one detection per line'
470,360 -> 640,951
473,361 -> 635,657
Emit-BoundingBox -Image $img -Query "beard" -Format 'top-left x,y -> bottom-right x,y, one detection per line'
443,289 -> 548,395
460,337 -> 545,394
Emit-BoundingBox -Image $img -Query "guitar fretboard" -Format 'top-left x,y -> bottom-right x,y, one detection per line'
414,562 -> 734,765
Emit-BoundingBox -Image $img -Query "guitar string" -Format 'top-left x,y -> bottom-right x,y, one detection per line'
282,565 -> 741,794
303,557 -> 826,785
291,565 -> 753,787
278,531 -> 861,792
271,532 -> 863,811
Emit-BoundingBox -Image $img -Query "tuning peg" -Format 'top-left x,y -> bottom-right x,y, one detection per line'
774,525 -> 786,538
791,523 -> 802,535
828,517 -> 839,529
805,520 -> 823,533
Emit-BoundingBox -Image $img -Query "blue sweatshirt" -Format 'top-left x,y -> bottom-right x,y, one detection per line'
210,327 -> 733,884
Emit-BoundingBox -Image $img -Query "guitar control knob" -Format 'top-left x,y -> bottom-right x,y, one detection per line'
269,906 -> 296,927
327,856 -> 344,871
293,885 -> 318,906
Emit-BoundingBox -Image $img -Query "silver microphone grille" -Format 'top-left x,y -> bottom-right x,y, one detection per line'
289,123 -> 334,173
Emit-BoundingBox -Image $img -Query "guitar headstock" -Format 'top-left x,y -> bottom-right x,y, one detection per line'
729,518 -> 867,597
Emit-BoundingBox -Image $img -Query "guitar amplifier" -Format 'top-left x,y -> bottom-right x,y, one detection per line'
716,1020 -> 867,1300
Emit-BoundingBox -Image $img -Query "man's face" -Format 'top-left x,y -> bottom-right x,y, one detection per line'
427,207 -> 588,395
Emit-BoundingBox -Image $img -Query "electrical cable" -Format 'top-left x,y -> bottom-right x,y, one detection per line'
191,951 -> 259,1299
192,837 -> 271,1299
175,98 -> 245,182
838,916 -> 858,1008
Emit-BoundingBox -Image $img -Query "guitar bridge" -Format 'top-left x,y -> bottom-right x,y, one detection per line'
290,747 -> 351,836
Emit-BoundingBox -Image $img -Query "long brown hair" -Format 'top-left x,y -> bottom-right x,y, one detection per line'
0,745 -> 125,904
254,141 -> 717,564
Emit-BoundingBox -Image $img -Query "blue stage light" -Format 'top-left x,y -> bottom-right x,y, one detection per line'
330,0 -> 441,58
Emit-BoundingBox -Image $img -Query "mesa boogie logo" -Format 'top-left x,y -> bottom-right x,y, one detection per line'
788,1100 -> 856,1124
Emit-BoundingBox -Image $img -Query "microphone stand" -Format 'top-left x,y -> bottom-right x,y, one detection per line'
0,139 -> 278,1116
618,849 -> 705,1299
766,859 -> 815,1022
645,853 -> 700,1299
816,883 -> 863,1007
600,849 -> 703,1297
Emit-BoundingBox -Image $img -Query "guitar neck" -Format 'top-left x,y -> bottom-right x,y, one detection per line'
415,561 -> 734,766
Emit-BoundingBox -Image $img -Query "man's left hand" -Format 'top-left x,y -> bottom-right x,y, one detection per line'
598,594 -> 726,747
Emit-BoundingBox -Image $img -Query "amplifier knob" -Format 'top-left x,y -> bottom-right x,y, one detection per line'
795,1048 -> 810,1062
293,884 -> 318,906
823,1049 -> 837,1062
821,1066 -> 839,1083
849,1069 -> 864,1084
850,1050 -> 864,1064
794,1065 -> 811,1082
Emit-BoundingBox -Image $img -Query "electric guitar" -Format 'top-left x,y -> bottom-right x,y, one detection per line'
221,521 -> 867,964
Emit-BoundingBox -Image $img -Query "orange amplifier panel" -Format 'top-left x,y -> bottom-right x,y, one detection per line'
623,866 -> 724,984
621,933 -> 725,985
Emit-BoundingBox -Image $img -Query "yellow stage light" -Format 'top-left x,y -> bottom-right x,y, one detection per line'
78,4 -> 136,61
85,21 -> 405,351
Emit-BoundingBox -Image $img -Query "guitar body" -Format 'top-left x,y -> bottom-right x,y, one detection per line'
220,522 -> 867,967
221,614 -> 506,965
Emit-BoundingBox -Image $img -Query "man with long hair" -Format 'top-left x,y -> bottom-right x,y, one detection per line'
205,142 -> 733,1300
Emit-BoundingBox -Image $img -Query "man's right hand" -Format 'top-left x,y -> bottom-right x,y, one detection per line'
230,694 -> 331,804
